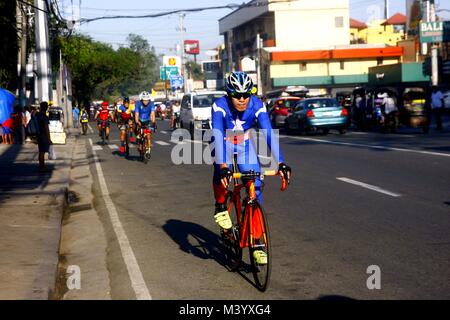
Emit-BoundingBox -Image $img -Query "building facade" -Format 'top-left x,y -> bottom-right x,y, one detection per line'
219,0 -> 406,93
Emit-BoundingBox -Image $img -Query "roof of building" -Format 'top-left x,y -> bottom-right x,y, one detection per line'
381,13 -> 407,25
350,18 -> 367,29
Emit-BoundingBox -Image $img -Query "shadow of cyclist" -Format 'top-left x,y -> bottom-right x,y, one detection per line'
163,219 -> 265,290
163,219 -> 230,268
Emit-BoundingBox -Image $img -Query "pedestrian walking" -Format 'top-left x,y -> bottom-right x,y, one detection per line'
72,106 -> 80,128
36,101 -> 52,172
431,86 -> 444,131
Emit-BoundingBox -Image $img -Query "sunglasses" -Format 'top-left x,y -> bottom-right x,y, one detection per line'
230,92 -> 251,100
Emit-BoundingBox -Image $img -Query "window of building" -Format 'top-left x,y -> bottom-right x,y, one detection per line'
340,61 -> 345,70
377,58 -> 384,66
299,62 -> 307,71
335,16 -> 344,28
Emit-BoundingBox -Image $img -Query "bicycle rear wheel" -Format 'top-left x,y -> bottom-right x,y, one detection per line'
221,193 -> 242,270
102,127 -> 106,145
247,202 -> 271,292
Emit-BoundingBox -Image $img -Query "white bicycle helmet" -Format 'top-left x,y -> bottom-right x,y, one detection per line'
225,71 -> 254,94
139,91 -> 151,101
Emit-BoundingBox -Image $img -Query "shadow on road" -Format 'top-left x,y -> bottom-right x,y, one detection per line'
0,144 -> 55,202
162,219 -> 261,290
163,219 -> 229,268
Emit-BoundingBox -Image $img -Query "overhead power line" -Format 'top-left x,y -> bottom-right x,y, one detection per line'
78,0 -> 295,25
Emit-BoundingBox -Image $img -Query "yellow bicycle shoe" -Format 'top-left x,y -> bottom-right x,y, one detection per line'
253,250 -> 268,265
214,210 -> 232,230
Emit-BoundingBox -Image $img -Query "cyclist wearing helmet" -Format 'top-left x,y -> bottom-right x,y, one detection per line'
117,96 -> 136,154
94,101 -> 113,140
211,71 -> 292,234
135,91 -> 156,153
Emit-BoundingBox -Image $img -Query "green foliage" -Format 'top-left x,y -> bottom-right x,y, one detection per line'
185,61 -> 204,81
60,33 -> 158,106
0,0 -> 18,90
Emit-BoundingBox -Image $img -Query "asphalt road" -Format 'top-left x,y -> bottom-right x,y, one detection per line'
84,120 -> 450,300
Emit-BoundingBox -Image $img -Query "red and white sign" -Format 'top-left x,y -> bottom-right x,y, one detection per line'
184,40 -> 200,55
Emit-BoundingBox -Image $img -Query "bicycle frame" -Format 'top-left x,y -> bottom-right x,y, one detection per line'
228,170 -> 280,250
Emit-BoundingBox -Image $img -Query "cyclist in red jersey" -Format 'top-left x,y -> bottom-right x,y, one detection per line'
94,101 -> 113,140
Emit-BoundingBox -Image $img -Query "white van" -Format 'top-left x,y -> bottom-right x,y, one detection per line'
180,90 -> 227,138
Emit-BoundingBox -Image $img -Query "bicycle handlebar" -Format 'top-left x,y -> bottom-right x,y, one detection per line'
232,170 -> 288,192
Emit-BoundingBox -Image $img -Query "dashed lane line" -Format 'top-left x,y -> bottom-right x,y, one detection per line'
337,177 -> 402,198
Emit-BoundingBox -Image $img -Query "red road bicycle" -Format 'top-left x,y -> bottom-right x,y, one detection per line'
221,160 -> 288,292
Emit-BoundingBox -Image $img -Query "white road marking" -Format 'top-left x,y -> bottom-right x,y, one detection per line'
280,135 -> 450,158
155,141 -> 170,146
348,131 -> 368,135
108,144 -> 119,150
92,146 -> 103,151
8,224 -> 57,229
160,130 -> 169,134
337,177 -> 402,197
89,139 -> 152,300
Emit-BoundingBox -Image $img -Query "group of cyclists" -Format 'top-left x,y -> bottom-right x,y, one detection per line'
86,71 -> 293,265
90,91 -> 158,156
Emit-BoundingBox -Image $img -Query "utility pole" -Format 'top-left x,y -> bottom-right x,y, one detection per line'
429,0 -> 439,86
178,13 -> 187,92
34,0 -> 53,103
17,1 -> 27,108
384,0 -> 389,19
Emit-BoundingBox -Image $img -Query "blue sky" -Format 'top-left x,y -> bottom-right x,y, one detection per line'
59,0 -> 449,61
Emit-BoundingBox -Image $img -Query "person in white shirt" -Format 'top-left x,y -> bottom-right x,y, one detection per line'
382,92 -> 399,132
431,86 -> 444,130
171,100 -> 181,129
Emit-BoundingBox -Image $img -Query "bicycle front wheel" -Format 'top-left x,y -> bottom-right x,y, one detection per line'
247,202 -> 271,292
221,193 -> 242,270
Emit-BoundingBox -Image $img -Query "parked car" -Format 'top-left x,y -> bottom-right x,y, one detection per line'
284,97 -> 348,135
269,96 -> 301,128
180,90 -> 227,138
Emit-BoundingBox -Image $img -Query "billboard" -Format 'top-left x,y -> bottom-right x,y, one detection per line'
163,56 -> 181,68
184,40 -> 200,55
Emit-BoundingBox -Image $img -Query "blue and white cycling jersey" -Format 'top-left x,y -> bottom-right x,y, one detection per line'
135,100 -> 155,122
211,95 -> 284,165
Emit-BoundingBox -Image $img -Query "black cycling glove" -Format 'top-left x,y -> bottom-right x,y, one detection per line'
278,163 -> 292,184
220,167 -> 233,181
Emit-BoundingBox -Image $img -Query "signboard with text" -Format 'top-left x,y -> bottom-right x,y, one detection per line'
420,21 -> 443,43
169,75 -> 184,90
184,40 -> 200,55
160,66 -> 179,80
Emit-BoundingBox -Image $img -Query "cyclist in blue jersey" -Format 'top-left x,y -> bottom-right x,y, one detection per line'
135,91 -> 156,153
211,71 -> 292,232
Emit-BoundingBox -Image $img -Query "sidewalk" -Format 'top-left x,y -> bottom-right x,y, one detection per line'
0,130 -> 76,299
